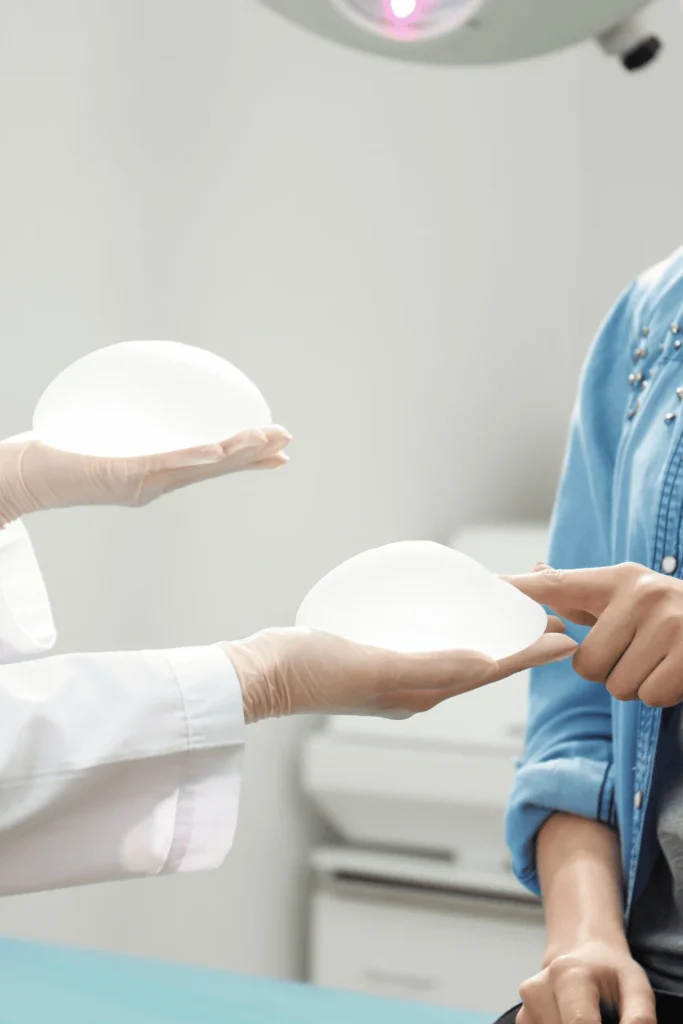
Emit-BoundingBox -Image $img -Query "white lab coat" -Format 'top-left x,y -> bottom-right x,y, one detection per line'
0,519 -> 244,894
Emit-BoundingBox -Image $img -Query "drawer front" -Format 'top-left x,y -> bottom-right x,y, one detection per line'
310,887 -> 545,1015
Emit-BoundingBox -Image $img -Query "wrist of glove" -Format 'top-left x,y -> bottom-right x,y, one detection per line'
220,622 -> 576,725
0,427 -> 291,526
0,439 -> 33,526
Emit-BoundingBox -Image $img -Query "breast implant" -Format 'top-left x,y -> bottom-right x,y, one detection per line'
33,340 -> 272,459
296,541 -> 546,659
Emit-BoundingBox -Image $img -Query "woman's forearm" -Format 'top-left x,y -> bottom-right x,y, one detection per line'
538,812 -> 628,963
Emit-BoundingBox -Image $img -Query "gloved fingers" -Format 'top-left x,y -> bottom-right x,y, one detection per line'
132,435 -> 263,472
239,425 -> 292,450
384,647 -> 497,696
378,621 -> 574,702
119,426 -> 291,473
246,452 -> 290,470
375,644 -> 571,715
146,448 -> 290,497
373,669 -> 509,715
169,445 -> 291,483
134,429 -> 291,497
490,631 -> 577,683
213,426 -> 292,461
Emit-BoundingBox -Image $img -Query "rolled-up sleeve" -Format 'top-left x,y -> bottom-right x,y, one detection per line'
0,520 -> 244,895
506,282 -> 637,896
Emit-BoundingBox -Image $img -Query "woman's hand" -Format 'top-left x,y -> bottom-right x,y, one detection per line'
519,814 -> 655,1024
505,562 -> 683,707
220,617 -> 576,723
0,427 -> 291,525
517,940 -> 655,1024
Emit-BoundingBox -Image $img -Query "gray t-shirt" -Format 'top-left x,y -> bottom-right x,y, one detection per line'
629,708 -> 683,993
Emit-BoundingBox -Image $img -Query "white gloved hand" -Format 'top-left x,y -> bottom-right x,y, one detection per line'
0,427 -> 291,526
221,617 -> 576,723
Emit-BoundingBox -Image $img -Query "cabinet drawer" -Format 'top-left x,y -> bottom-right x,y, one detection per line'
310,884 -> 545,1015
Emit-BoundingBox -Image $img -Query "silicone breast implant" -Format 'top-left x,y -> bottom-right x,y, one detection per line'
33,340 -> 272,458
296,541 -> 547,659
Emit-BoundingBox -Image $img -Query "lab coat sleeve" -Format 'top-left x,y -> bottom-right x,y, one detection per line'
0,520 -> 57,663
0,519 -> 244,895
505,280 -> 639,897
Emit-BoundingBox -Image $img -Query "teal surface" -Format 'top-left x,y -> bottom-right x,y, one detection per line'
0,938 -> 492,1024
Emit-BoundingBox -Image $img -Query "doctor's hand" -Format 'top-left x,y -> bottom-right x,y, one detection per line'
505,563 -> 683,708
220,620 -> 576,723
0,428 -> 291,526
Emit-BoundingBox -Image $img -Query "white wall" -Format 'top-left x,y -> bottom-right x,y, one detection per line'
0,0 -> 603,982
577,0 -> 683,331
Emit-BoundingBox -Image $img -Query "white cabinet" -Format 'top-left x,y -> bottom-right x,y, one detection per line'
310,878 -> 546,1016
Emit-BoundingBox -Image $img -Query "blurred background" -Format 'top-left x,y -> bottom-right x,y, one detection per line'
0,0 -> 680,1017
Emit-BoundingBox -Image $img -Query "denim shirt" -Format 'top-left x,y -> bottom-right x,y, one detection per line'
506,245 -> 683,918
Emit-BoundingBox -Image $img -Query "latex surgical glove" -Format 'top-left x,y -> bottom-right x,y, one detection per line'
0,427 -> 291,526
221,617 -> 576,723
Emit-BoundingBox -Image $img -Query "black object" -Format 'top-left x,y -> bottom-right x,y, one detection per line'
623,35 -> 662,71
494,990 -> 682,1022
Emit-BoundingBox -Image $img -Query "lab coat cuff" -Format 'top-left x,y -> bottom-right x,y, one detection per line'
161,644 -> 245,874
0,520 -> 56,664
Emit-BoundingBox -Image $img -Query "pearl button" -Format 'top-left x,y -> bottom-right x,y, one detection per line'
678,387 -> 683,400
676,340 -> 682,350
642,327 -> 650,336
634,790 -> 643,810
673,323 -> 681,335
628,372 -> 644,385
662,555 -> 678,575
665,413 -> 677,424
627,403 -> 639,420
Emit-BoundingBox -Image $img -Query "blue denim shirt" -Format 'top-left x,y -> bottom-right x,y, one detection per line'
506,245 -> 683,918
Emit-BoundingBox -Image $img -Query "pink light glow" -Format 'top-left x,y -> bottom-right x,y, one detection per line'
388,0 -> 418,21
